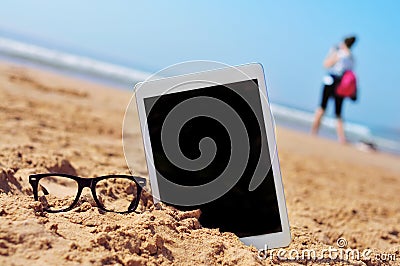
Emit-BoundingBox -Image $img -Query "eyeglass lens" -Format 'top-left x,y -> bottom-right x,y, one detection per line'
38,175 -> 78,211
95,177 -> 139,212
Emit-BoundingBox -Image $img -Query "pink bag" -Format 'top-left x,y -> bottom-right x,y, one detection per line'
336,71 -> 357,100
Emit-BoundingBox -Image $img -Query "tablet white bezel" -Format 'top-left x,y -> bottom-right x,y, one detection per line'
134,63 -> 290,249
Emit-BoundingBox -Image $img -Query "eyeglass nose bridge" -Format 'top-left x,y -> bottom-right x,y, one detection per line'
79,178 -> 94,188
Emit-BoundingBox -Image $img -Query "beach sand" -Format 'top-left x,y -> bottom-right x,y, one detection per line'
0,62 -> 399,265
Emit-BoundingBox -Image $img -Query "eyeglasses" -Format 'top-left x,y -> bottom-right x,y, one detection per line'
29,173 -> 146,214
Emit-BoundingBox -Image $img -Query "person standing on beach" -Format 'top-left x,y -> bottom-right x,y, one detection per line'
311,36 -> 357,143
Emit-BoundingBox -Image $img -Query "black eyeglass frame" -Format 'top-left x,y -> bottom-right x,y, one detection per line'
29,173 -> 146,214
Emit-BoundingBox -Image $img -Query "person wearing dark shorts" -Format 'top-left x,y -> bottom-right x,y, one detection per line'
320,75 -> 344,118
311,36 -> 357,144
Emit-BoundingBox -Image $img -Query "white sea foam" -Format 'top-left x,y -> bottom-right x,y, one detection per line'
270,103 -> 372,137
0,37 -> 151,82
271,103 -> 400,153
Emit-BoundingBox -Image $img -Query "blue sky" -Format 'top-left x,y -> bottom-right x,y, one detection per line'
0,1 -> 399,131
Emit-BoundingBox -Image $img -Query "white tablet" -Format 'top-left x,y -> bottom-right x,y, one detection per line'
134,63 -> 290,249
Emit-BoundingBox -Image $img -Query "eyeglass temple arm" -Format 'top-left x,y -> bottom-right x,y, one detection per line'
30,176 -> 50,195
39,184 -> 50,195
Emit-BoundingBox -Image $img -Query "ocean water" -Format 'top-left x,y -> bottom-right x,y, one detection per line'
1,36 -> 399,155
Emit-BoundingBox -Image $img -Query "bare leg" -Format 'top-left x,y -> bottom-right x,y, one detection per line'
311,108 -> 324,135
336,118 -> 346,144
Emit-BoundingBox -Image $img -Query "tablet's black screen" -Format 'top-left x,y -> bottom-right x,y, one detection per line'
144,79 -> 282,237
